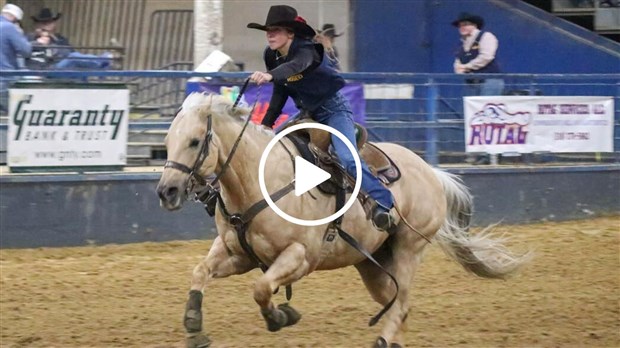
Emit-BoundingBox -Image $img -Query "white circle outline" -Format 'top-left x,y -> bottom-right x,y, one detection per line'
258,123 -> 362,226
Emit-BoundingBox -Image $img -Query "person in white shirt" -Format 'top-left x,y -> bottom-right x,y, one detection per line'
452,12 -> 504,96
453,12 -> 504,165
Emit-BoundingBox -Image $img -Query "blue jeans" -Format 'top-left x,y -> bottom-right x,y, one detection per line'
465,78 -> 505,96
480,78 -> 505,96
55,52 -> 112,69
309,92 -> 394,210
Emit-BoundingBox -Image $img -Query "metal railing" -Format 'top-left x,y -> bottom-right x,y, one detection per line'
26,44 -> 125,71
1,70 -> 618,166
127,62 -> 194,117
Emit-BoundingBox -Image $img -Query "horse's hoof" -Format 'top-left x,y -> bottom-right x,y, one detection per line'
373,336 -> 388,348
186,333 -> 211,348
278,302 -> 301,327
261,306 -> 288,332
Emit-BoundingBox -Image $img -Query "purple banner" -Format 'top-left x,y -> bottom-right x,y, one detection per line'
186,81 -> 366,127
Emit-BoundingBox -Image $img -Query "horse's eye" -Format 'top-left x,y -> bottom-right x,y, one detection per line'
189,139 -> 200,148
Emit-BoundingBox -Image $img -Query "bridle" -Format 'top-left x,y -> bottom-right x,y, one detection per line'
163,111 -> 213,191
163,79 -> 256,196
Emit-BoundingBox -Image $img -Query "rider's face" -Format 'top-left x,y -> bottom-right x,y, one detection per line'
265,26 -> 293,51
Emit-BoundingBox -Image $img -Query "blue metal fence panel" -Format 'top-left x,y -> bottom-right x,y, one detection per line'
0,70 -> 618,248
1,70 -> 618,165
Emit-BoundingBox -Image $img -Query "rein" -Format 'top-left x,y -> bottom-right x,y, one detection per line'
208,78 -> 255,189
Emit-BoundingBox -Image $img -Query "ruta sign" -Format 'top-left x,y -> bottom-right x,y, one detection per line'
464,96 -> 614,154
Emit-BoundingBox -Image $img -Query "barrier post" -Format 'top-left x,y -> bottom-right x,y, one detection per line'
425,78 -> 439,166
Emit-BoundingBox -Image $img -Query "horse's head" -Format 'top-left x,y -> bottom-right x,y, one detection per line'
156,92 -> 249,210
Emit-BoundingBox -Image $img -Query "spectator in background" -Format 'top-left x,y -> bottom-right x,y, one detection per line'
453,12 -> 504,96
453,12 -> 504,165
0,4 -> 32,113
315,23 -> 342,71
26,8 -> 113,70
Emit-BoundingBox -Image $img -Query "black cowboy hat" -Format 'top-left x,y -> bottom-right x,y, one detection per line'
247,5 -> 316,39
319,23 -> 343,38
32,8 -> 61,22
451,12 -> 484,29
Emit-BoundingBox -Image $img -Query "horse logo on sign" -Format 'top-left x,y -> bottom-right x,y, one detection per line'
468,103 -> 531,145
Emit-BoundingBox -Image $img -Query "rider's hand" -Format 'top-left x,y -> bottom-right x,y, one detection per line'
454,62 -> 467,74
250,71 -> 273,85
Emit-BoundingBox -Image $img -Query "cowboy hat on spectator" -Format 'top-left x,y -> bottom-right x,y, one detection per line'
451,12 -> 484,29
31,8 -> 61,22
319,24 -> 343,38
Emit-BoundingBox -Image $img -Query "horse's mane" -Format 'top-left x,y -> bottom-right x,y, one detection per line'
182,92 -> 275,141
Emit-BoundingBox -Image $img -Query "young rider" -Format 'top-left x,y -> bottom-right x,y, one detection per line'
247,5 -> 396,231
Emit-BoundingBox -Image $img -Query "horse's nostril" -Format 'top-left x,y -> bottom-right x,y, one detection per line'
157,186 -> 179,202
166,187 -> 179,199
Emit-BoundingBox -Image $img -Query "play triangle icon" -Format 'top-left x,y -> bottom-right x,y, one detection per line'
294,156 -> 331,196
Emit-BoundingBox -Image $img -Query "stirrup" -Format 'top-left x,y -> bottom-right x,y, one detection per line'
372,207 -> 396,233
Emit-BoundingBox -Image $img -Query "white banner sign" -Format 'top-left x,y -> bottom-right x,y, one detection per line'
8,88 -> 129,167
464,96 -> 614,154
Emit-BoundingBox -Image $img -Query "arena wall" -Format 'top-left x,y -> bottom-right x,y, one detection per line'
353,0 -> 620,73
1,165 -> 617,249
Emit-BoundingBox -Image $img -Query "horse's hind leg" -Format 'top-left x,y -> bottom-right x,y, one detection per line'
355,238 -> 427,348
253,242 -> 310,332
185,236 -> 255,348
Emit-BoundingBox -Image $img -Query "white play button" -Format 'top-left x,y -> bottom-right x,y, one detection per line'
259,123 -> 362,226
294,156 -> 331,196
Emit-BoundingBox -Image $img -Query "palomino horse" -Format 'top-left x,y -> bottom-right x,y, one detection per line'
156,93 -> 530,348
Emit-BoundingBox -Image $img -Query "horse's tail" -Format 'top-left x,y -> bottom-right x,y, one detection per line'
432,168 -> 532,279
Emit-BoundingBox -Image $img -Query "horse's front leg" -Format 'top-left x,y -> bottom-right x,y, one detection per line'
185,235 -> 255,348
254,242 -> 310,332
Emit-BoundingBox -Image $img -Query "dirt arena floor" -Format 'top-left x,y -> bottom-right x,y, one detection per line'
1,216 -> 618,348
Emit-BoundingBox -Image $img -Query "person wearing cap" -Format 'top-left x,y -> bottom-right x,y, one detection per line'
315,23 -> 342,71
452,12 -> 504,96
26,8 -> 113,70
0,4 -> 32,112
247,5 -> 396,232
